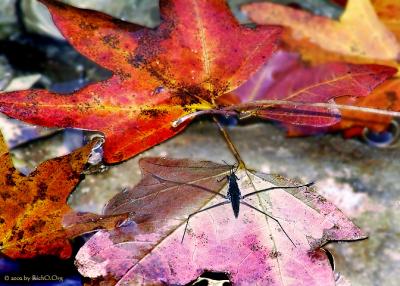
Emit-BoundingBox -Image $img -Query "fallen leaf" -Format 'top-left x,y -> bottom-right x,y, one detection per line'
227,51 -> 396,127
230,51 -> 301,103
333,79 -> 400,132
335,1 -> 400,41
0,74 -> 58,148
0,131 -> 127,259
0,0 -> 281,163
242,0 -> 400,69
284,78 -> 400,137
371,0 -> 400,41
76,158 -> 365,285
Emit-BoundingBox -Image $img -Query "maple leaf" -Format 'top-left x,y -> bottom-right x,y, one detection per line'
242,0 -> 400,69
285,78 -> 400,138
0,132 -> 128,259
75,158 -> 365,286
230,51 -> 300,103
333,0 -> 400,41
330,79 -> 400,136
229,51 -> 398,137
371,0 -> 400,40
224,51 -> 396,127
0,0 -> 281,164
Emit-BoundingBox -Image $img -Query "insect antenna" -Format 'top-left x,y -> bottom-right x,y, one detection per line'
221,160 -> 240,181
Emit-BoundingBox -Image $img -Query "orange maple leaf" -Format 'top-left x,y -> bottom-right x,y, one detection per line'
335,79 -> 400,132
0,133 -> 127,259
243,0 -> 400,68
242,0 -> 400,136
371,0 -> 400,40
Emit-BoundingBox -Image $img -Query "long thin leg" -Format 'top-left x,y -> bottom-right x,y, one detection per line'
242,182 -> 314,199
181,201 -> 230,243
217,175 -> 228,183
241,202 -> 296,247
150,173 -> 227,199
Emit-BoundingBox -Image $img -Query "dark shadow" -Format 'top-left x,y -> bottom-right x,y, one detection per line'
0,234 -> 94,285
187,271 -> 232,286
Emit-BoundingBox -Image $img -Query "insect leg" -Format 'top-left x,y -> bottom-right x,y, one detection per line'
150,173 -> 228,199
240,201 -> 296,247
242,182 -> 314,199
181,201 -> 230,243
217,175 -> 229,183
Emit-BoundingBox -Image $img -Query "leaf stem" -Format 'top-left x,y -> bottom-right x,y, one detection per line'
171,100 -> 400,128
213,116 -> 246,168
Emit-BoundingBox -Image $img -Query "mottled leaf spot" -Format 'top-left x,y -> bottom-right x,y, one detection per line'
102,34 -> 120,49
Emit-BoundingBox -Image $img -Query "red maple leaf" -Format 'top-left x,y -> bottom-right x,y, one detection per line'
223,51 -> 397,127
0,0 -> 281,163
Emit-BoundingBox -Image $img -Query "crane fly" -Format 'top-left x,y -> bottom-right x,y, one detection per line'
180,164 -> 314,246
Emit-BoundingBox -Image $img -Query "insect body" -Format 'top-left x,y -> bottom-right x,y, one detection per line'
226,167 -> 241,218
181,165 -> 314,246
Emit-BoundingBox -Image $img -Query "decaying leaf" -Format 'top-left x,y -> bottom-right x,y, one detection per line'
0,131 -> 127,259
331,78 -> 400,134
76,158 -> 365,285
371,0 -> 400,40
242,0 -> 400,69
0,0 -> 281,163
227,51 -> 396,127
